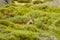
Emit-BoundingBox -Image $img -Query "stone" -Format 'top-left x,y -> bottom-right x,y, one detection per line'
0,0 -> 12,6
39,35 -> 57,40
43,0 -> 60,8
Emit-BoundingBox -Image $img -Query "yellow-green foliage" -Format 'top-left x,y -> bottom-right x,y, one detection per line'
17,0 -> 30,3
0,4 -> 60,40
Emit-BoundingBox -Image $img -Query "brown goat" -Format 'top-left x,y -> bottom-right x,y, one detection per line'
14,16 -> 34,25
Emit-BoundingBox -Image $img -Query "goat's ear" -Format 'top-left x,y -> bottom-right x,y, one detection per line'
27,18 -> 34,25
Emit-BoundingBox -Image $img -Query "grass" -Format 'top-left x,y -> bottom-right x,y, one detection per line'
0,3 -> 60,40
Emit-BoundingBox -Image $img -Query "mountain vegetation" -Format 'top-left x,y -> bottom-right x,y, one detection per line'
0,0 -> 60,40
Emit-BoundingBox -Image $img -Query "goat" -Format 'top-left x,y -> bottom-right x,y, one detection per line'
14,16 -> 34,25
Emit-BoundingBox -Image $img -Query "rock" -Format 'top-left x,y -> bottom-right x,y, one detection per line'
0,0 -> 12,6
43,0 -> 60,8
48,36 -> 57,40
33,0 -> 60,8
39,35 -> 57,40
